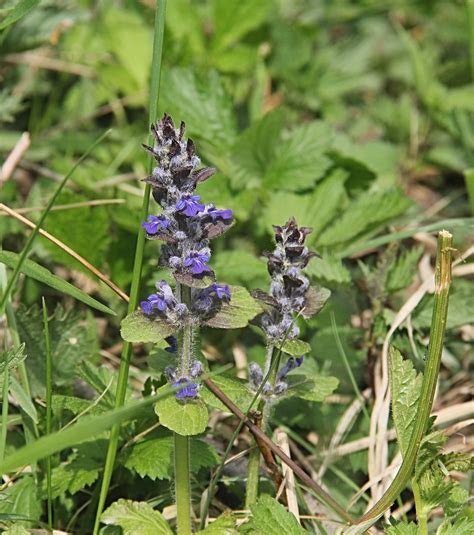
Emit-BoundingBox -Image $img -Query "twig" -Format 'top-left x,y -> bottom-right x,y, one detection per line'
203,377 -> 355,525
0,202 -> 129,303
0,132 -> 30,184
0,199 -> 125,216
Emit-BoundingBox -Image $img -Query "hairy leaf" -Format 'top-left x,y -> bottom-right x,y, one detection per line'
201,375 -> 254,412
121,311 -> 177,344
203,285 -> 262,329
0,476 -> 41,527
124,436 -> 219,480
244,494 -> 308,534
101,499 -> 172,535
286,373 -> 339,402
280,339 -> 311,357
154,386 -> 208,436
389,347 -> 423,457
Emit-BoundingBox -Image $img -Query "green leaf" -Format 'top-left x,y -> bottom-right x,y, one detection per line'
121,311 -> 177,344
124,436 -> 219,480
0,251 -> 115,315
280,339 -> 311,357
52,394 -> 103,417
48,442 -> 104,498
437,515 -> 474,535
262,169 -> 348,240
203,285 -> 262,329
212,0 -> 271,52
318,188 -> 411,247
16,304 -> 98,397
245,494 -> 308,534
264,121 -> 333,191
101,499 -> 173,535
201,375 -> 254,412
154,386 -> 208,436
212,250 -> 268,287
389,347 -> 422,457
385,521 -> 419,535
160,68 -> 237,166
286,373 -> 339,402
306,252 -> 351,285
0,476 -> 41,527
0,344 -> 26,375
413,279 -> 474,330
0,0 -> 40,30
10,376 -> 38,424
387,247 -> 423,293
196,511 -> 237,534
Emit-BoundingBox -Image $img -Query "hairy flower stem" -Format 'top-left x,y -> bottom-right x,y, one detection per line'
352,231 -> 453,531
412,478 -> 428,535
175,283 -> 193,534
92,2 -> 166,532
245,345 -> 275,508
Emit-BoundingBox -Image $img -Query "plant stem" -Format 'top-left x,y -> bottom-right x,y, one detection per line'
353,230 -> 453,529
175,433 -> 192,535
42,298 -> 53,532
244,345 -> 274,508
412,478 -> 428,535
175,283 -> 193,534
92,2 -> 166,532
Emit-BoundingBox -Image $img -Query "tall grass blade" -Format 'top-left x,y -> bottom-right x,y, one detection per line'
42,298 -> 53,531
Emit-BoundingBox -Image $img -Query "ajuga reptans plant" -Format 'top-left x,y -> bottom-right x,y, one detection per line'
120,113 -> 261,533
246,217 -> 332,506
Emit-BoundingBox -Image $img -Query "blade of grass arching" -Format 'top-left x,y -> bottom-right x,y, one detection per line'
330,312 -> 370,423
0,386 -> 173,475
346,231 -> 453,534
0,128 -> 111,317
93,2 -> 167,532
42,298 -> 53,531
338,218 -> 471,258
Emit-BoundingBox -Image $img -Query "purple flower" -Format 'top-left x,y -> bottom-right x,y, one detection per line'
210,283 -> 231,300
173,378 -> 199,400
175,195 -> 205,217
277,356 -> 304,381
140,300 -> 154,316
164,336 -> 178,353
205,205 -> 233,222
183,252 -> 211,274
140,280 -> 176,315
141,215 -> 169,234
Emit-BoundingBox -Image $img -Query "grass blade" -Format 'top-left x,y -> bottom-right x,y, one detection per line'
0,251 -> 116,315
0,129 -> 111,316
42,298 -> 53,531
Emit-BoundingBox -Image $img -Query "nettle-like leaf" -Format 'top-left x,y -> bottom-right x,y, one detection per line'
16,304 -> 98,397
101,499 -> 172,535
389,346 -> 422,457
46,442 -> 106,498
318,188 -> 411,248
280,339 -> 311,357
154,385 -> 208,436
301,286 -> 331,319
121,311 -> 177,344
51,394 -> 104,418
306,252 -> 351,286
0,476 -> 41,526
386,246 -> 423,293
0,345 -> 27,397
286,373 -> 339,402
437,515 -> 474,535
243,494 -> 308,534
201,375 -> 254,412
385,521 -> 419,535
196,511 -> 237,534
124,436 -> 219,480
203,285 -> 262,329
